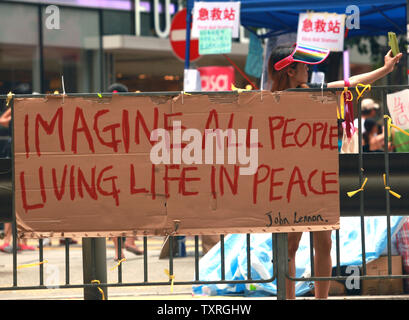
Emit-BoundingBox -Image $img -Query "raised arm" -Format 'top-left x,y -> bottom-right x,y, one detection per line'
327,50 -> 402,88
0,108 -> 11,128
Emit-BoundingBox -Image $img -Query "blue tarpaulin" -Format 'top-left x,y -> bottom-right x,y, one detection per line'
192,216 -> 406,297
187,0 -> 407,37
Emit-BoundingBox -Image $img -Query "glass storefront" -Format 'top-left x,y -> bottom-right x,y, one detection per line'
0,3 -> 39,94
42,6 -> 101,93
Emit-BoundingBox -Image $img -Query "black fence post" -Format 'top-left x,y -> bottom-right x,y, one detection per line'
82,237 -> 108,300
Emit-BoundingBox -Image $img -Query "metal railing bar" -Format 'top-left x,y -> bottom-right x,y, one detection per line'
382,89 -> 393,276
65,238 -> 70,285
194,235 -> 199,281
220,235 -> 225,281
309,233 -> 315,277
143,236 -> 148,283
358,98 -> 367,276
117,236 -> 122,283
246,234 -> 252,280
39,238 -> 44,286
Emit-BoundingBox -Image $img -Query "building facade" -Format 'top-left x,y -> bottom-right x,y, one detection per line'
0,0 -> 252,94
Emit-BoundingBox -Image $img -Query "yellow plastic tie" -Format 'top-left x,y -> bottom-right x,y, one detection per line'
6,92 -> 13,107
347,177 -> 368,197
110,258 -> 126,271
181,91 -> 192,96
97,93 -> 102,98
384,115 -> 409,139
355,83 -> 371,101
91,280 -> 105,300
164,269 -> 175,292
231,84 -> 252,93
17,260 -> 48,270
383,174 -> 401,199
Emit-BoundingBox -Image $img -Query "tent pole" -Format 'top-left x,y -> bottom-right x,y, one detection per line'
184,4 -> 193,70
407,0 -> 409,84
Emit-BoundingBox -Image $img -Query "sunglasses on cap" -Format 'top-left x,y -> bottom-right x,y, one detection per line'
274,43 -> 330,71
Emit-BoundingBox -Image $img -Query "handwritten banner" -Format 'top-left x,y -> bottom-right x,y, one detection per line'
13,92 -> 340,238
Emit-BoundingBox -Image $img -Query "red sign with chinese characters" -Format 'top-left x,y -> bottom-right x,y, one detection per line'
192,2 -> 241,38
297,13 -> 345,52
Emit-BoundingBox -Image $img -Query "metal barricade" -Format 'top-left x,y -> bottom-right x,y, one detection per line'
0,87 -> 408,300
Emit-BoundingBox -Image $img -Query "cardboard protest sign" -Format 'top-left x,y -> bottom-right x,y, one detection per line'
13,92 -> 340,238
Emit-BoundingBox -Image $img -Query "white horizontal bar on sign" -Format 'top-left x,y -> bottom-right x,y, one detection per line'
170,30 -> 199,42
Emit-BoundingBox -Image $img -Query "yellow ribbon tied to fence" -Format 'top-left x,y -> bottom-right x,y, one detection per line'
383,174 -> 401,199
6,92 -> 13,107
110,258 -> 126,271
231,84 -> 252,93
17,260 -> 48,270
355,83 -> 371,101
384,115 -> 409,139
164,269 -> 175,293
91,280 -> 105,300
347,177 -> 368,198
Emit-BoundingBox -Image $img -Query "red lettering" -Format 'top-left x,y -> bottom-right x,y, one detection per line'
286,166 -> 307,203
164,112 -> 183,131
94,110 -> 121,152
180,167 -> 200,196
329,125 -> 339,150
70,165 -> 75,201
268,116 -> 284,150
253,165 -> 270,204
312,122 -> 324,146
78,166 -> 97,200
96,166 -> 120,206
211,166 -> 217,199
130,164 -> 149,194
122,110 -> 130,153
135,107 -> 159,146
219,165 -> 239,196
35,107 -> 65,156
72,107 -> 95,154
20,170 -> 44,213
270,168 -> 284,201
203,109 -> 220,149
282,118 -> 296,148
246,116 -> 263,148
322,171 -> 338,194
294,123 -> 312,147
320,123 -> 330,149
151,164 -> 156,200
307,169 -> 323,195
163,165 -> 180,198
52,165 -> 68,201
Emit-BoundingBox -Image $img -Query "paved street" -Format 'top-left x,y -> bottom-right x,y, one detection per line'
0,237 -> 204,300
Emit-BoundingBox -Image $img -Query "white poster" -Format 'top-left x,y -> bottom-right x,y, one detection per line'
387,89 -> 409,130
192,1 -> 241,38
297,12 -> 346,52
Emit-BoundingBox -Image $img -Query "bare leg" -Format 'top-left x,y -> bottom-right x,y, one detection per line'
3,223 -> 11,244
286,232 -> 303,299
112,237 -> 125,260
124,237 -> 143,255
313,230 -> 332,299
